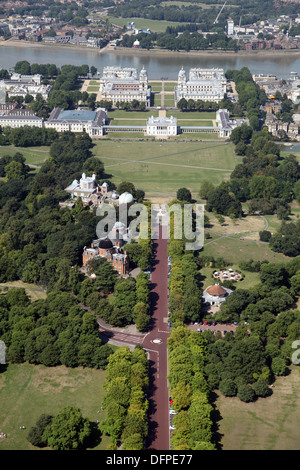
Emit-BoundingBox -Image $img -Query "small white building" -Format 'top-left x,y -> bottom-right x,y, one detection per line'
202,283 -> 232,307
146,115 -> 178,137
227,19 -> 234,36
64,172 -> 105,206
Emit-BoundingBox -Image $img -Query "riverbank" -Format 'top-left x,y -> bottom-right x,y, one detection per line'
1,38 -> 300,59
111,46 -> 300,58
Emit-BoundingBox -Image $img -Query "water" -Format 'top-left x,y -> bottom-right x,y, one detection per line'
0,43 -> 300,79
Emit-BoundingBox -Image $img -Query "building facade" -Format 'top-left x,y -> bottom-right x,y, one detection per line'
64,173 -> 109,207
146,115 -> 178,137
82,236 -> 129,275
175,67 -> 226,106
98,66 -> 151,107
0,108 -> 43,128
45,107 -> 107,137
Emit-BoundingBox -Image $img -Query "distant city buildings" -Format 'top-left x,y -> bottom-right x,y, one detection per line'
174,67 -> 226,106
253,72 -> 300,103
98,66 -> 151,107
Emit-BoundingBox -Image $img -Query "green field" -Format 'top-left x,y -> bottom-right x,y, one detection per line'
166,110 -> 216,120
202,233 -> 290,264
201,265 -> 261,291
108,16 -> 188,33
0,363 -> 109,450
0,145 -> 50,167
163,82 -> 177,92
216,366 -> 300,450
108,110 -> 158,120
149,81 -> 162,92
93,140 -> 239,194
87,86 -> 100,92
109,119 -> 146,126
177,120 -> 214,127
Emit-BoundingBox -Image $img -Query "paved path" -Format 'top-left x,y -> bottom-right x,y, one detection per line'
96,225 -> 170,449
142,225 -> 170,450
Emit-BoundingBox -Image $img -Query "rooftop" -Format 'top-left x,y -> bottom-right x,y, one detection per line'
58,109 -> 97,122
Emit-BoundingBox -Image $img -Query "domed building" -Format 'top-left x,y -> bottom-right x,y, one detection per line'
119,192 -> 134,205
82,236 -> 129,275
202,282 -> 232,307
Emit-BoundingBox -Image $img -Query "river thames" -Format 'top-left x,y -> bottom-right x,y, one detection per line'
0,42 -> 300,79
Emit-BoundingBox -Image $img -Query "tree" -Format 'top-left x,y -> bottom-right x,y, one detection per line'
259,230 -> 272,242
87,257 -> 118,294
177,98 -> 188,111
171,382 -> 192,412
252,380 -> 270,398
237,384 -> 255,402
219,379 -> 237,397
4,160 -> 28,181
117,181 -> 136,198
271,357 -> 287,376
199,181 -> 214,200
27,414 -> 53,448
43,406 -> 92,450
176,187 -> 192,203
259,263 -> 288,290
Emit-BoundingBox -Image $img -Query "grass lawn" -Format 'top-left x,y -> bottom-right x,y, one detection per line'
93,140 -> 239,194
0,363 -> 109,450
87,86 -> 100,92
0,281 -> 47,302
200,211 -> 291,264
163,82 -> 177,92
215,366 -> 300,450
149,81 -> 162,92
109,119 -> 146,126
177,119 -> 214,127
201,234 -> 290,264
175,132 -> 220,140
153,94 -> 161,106
0,145 -> 50,167
108,16 -> 188,33
164,97 -> 175,107
108,110 -> 157,120
200,265 -> 261,291
166,110 -> 216,120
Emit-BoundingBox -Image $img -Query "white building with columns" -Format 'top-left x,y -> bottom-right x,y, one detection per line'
98,66 -> 151,107
175,67 -> 226,106
146,115 -> 178,137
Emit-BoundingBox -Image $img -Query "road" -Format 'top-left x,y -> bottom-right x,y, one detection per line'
143,224 -> 170,450
97,223 -> 170,449
96,221 -> 241,450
